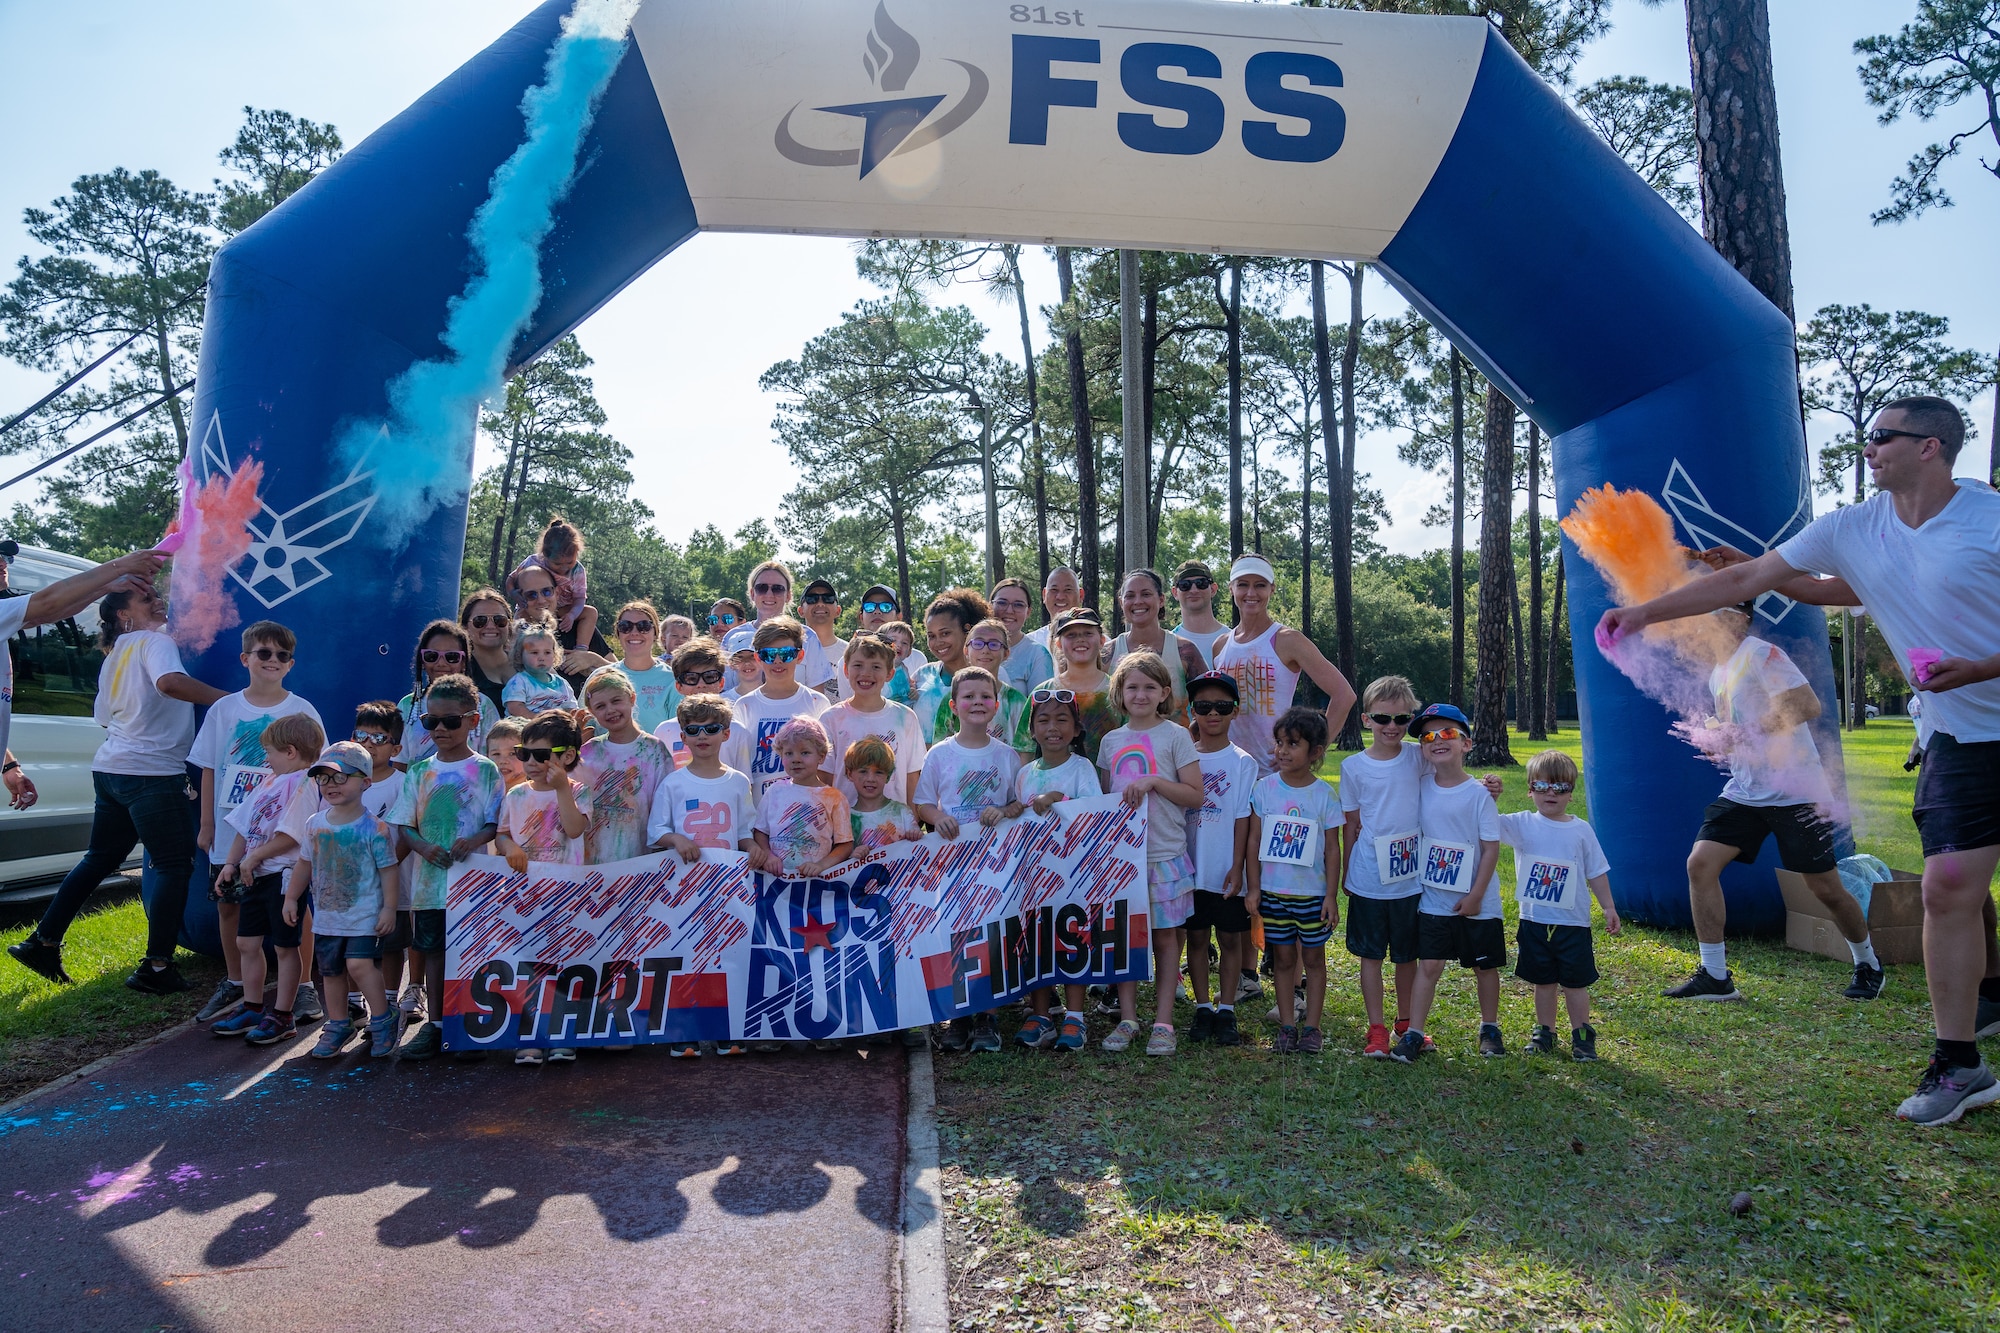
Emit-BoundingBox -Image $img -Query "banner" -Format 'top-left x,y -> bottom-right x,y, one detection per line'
440,794 -> 1150,1050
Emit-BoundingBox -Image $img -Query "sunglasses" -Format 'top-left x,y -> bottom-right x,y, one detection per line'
800,592 -> 837,606
1030,687 -> 1076,704
1529,780 -> 1575,793
249,647 -> 293,663
419,713 -> 470,731
677,668 -> 726,687
468,614 -> 507,629
682,722 -> 726,738
513,745 -> 574,763
1366,712 -> 1414,727
518,585 -> 557,601
752,582 -> 789,596
312,769 -> 360,786
967,637 -> 1007,653
758,646 -> 801,664
1189,699 -> 1236,716
1175,576 -> 1212,591
420,649 -> 465,665
1416,726 -> 1469,743
861,600 -> 897,614
1867,427 -> 1933,446
707,613 -> 739,627
352,730 -> 391,746
616,620 -> 655,635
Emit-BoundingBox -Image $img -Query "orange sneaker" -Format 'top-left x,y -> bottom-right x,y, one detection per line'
1363,1023 -> 1392,1058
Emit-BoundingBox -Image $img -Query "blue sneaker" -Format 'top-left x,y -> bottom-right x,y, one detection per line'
244,1012 -> 297,1046
1052,1014 -> 1086,1052
311,1019 -> 356,1059
368,1012 -> 399,1058
211,1008 -> 264,1038
1015,1014 -> 1055,1050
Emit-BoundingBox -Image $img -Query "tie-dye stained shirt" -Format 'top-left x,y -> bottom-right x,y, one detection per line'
502,670 -> 578,715
912,735 -> 1023,827
501,781 -> 593,866
851,800 -> 921,850
751,780 -> 853,874
187,690 -> 325,836
224,768 -> 311,878
298,809 -> 399,937
396,691 -> 502,767
387,753 -> 506,909
909,662 -> 957,746
577,733 -> 674,862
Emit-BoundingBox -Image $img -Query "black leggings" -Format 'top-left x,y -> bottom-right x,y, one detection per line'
36,771 -> 196,962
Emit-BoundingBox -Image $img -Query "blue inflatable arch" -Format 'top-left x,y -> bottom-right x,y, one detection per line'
187,0 -> 1837,932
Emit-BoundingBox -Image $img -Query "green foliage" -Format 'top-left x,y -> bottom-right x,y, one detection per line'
1574,74 -> 1698,217
214,107 -> 344,235
1855,0 -> 2000,223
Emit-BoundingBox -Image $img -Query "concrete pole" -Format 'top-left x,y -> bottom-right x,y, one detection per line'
1119,249 -> 1148,577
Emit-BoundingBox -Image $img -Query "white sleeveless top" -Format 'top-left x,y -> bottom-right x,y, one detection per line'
1214,621 -> 1300,775
1107,630 -> 1193,723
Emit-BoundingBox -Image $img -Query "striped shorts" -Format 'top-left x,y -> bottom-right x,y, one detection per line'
1258,890 -> 1332,948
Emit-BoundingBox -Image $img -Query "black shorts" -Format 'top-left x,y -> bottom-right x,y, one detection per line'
236,873 -> 306,948
1344,892 -> 1420,964
1913,732 -> 2000,857
1188,890 -> 1251,933
1417,911 -> 1506,970
410,908 -> 448,954
1696,798 -> 1836,874
1514,921 -> 1599,988
378,910 -> 413,953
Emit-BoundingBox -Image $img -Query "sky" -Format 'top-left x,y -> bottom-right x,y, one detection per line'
0,0 -> 1993,559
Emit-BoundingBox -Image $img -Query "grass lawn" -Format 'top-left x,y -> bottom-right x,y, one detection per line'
936,718 -> 2000,1331
0,901 -> 222,1105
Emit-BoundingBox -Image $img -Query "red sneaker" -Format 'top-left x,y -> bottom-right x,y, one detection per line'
1363,1023 -> 1391,1058
1393,1018 -> 1435,1051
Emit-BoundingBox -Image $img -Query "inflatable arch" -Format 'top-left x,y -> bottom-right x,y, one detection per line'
185,0 -> 1839,934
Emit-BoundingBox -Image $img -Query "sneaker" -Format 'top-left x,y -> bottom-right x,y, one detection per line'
968,1015 -> 1002,1053
750,1040 -> 784,1053
1844,963 -> 1886,1001
1235,970 -> 1263,1003
1363,1023 -> 1391,1058
1296,1026 -> 1323,1055
1188,1007 -> 1215,1044
400,1021 -> 442,1060
244,1013 -> 297,1046
714,1040 -> 747,1057
1571,1024 -> 1599,1062
1087,984 -> 1119,1015
1102,1019 -> 1141,1052
1527,1024 -> 1557,1055
1273,1024 -> 1298,1055
291,984 -> 324,1022
1977,996 -> 2000,1040
937,1019 -> 970,1053
1145,1023 -> 1177,1056
195,978 -> 246,1023
515,1046 -> 545,1066
1053,1015 -> 1087,1051
1175,980 -> 1191,1003
125,960 -> 192,995
1896,1055 -> 2000,1126
669,1042 -> 702,1058
368,1013 -> 399,1058
1389,1030 -> 1426,1064
1393,1018 -> 1410,1038
1663,966 -> 1741,1001
211,1007 -> 264,1037
399,984 -> 427,1022
548,1047 -> 577,1062
311,1020 -> 357,1059
1212,1009 -> 1242,1047
900,1027 -> 929,1049
347,998 -> 367,1023
1479,1023 -> 1506,1058
6,936 -> 70,985
1015,1014 -> 1055,1050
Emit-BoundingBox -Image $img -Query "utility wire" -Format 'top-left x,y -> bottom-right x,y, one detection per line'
0,285 -> 207,436
0,380 -> 193,496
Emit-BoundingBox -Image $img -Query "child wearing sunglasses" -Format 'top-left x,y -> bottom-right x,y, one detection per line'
650,694 -> 761,868
576,667 -> 674,863
820,634 -> 926,806
504,616 -> 579,718
188,620 -> 323,1026
657,638 -> 728,769
1394,702 -> 1504,1064
1184,671 -> 1257,1048
396,620 -> 501,769
1338,675 -> 1428,1058
1499,750 -> 1618,1061
965,617 -> 1033,753
1011,688 -> 1107,1053
722,617 -> 830,805
386,675 -> 503,1060
495,711 -> 593,1068
354,700 -> 420,1021
609,598 -> 680,734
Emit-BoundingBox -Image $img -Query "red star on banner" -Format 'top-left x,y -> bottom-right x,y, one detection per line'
793,916 -> 837,953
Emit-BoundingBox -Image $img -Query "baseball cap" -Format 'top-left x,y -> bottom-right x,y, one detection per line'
1186,669 -> 1239,701
1051,607 -> 1103,636
860,583 -> 898,606
1414,703 -> 1472,734
802,576 -> 838,597
309,741 -> 374,778
1228,554 -> 1276,583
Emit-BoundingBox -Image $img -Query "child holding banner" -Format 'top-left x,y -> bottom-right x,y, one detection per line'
497,711 -> 591,872
845,738 -> 922,850
1012,688 -> 1106,1052
576,667 -> 673,863
751,717 -> 853,877
650,693 -> 762,875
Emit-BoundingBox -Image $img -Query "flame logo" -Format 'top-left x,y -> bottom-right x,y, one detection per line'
861,2 -> 920,91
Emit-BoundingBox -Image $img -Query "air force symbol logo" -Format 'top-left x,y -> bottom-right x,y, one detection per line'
197,412 -> 376,609
774,3 -> 988,178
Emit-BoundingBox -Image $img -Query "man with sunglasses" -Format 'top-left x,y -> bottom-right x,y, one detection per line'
1599,396 -> 2000,1128
721,560 -> 837,696
1170,559 -> 1225,671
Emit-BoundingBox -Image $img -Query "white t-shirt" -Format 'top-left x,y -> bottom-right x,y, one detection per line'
653,718 -> 692,770
0,594 -> 30,764
1339,745 -> 1426,901
1777,479 -> 2000,743
914,735 -> 1023,826
1189,744 -> 1258,893
1250,773 -> 1341,898
1417,774 -> 1502,918
501,782 -> 591,865
817,634 -> 849,701
722,622 -> 835,690
1708,637 -> 1831,807
226,768 -> 310,876
1015,753 -> 1103,805
722,686 -> 831,803
91,629 -> 196,776
1099,720 -> 1201,864
362,770 -> 405,822
999,637 -> 1056,696
188,690 -> 325,836
649,765 -> 755,851
817,698 -> 927,803
1175,623 -> 1221,671
1498,811 -> 1611,928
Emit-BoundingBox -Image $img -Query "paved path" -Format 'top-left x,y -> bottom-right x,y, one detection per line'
2,1027 -> 909,1331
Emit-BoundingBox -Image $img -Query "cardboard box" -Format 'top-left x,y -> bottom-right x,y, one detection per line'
1775,868 -> 1924,966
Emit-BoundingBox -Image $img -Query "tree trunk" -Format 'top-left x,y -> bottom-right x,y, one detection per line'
1309,262 -> 1338,654
501,433 -> 535,576
890,489 -> 913,620
1335,264 -> 1363,750
1228,261 -> 1244,555
1526,421 -> 1547,741
1118,249 -> 1148,578
488,416 -> 522,585
1684,0 -> 1796,322
1852,407 -> 1866,505
1056,248 -> 1100,613
1007,247 -> 1050,589
979,403 -> 1002,587
142,265 -> 192,452
1142,278 -> 1160,559
1990,342 -> 2000,487
1300,443 -> 1313,641
1251,433 -> 1263,554
1512,566 -> 1528,736
1849,612 -> 1869,729
1544,555 -> 1566,733
1449,349 -> 1467,709
1471,385 -> 1516,766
